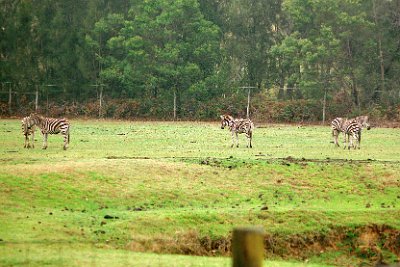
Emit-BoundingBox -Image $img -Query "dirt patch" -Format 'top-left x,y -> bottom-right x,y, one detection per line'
127,224 -> 400,265
190,156 -> 400,169
264,225 -> 399,263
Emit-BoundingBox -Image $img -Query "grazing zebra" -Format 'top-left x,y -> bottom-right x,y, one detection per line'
28,113 -> 70,150
220,114 -> 254,148
21,116 -> 36,148
331,115 -> 371,147
342,119 -> 362,149
331,117 -> 345,147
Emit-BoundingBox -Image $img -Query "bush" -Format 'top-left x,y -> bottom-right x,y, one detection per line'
1,92 -> 399,124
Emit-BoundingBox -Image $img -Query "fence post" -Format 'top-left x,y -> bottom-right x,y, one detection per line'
232,227 -> 265,267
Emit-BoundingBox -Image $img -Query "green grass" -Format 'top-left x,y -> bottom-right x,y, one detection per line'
0,244 -> 329,267
0,119 -> 399,266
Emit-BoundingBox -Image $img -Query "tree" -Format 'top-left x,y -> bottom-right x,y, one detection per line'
94,0 -> 221,118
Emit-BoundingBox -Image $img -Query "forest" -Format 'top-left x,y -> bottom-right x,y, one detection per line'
1,0 -> 400,121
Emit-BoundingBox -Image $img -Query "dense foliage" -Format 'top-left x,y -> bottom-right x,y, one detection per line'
1,0 -> 400,121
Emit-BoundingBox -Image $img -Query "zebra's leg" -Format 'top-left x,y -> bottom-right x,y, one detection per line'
246,132 -> 253,148
249,133 -> 252,148
354,132 -> 361,149
230,131 -> 235,148
42,133 -> 48,149
333,130 -> 340,147
358,131 -> 361,149
236,132 -> 239,148
31,130 -> 35,148
24,135 -> 28,148
354,134 -> 358,149
63,131 -> 68,150
332,129 -> 336,146
349,134 -> 354,150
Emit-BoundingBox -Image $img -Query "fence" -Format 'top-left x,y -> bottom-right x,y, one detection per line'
0,83 -> 102,117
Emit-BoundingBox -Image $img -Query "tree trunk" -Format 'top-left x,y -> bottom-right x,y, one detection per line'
173,89 -> 177,121
373,0 -> 385,99
347,38 -> 359,107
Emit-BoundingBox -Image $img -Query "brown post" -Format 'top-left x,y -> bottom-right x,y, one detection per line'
232,227 -> 264,267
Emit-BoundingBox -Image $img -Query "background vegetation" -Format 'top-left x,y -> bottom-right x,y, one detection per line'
1,0 -> 400,121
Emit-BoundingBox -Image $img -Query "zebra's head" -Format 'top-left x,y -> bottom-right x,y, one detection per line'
29,113 -> 43,124
220,115 -> 234,129
356,116 -> 371,130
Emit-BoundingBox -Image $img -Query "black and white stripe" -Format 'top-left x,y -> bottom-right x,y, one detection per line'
28,113 -> 70,150
331,117 -> 345,147
331,115 -> 370,148
21,116 -> 36,148
342,119 -> 362,150
220,114 -> 254,148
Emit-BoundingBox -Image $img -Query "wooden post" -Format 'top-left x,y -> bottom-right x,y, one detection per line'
232,227 -> 264,267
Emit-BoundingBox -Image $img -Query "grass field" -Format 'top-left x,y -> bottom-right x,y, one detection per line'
0,119 -> 399,266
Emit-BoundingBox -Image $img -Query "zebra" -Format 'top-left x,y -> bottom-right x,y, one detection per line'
331,115 -> 371,147
331,117 -> 345,147
28,113 -> 70,150
342,119 -> 362,149
220,114 -> 254,148
21,116 -> 36,148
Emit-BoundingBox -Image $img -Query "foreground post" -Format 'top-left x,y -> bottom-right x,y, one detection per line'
232,227 -> 264,267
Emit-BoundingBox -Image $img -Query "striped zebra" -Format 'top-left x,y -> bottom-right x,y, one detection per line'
342,119 -> 362,149
28,113 -> 70,150
220,114 -> 254,148
21,116 -> 36,148
331,117 -> 345,147
331,115 -> 371,147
